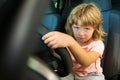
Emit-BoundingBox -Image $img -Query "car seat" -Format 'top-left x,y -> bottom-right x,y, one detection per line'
83,0 -> 120,80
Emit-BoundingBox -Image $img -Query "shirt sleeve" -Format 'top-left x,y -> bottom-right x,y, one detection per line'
90,40 -> 105,58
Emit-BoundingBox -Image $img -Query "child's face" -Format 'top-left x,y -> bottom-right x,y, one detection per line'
72,20 -> 94,45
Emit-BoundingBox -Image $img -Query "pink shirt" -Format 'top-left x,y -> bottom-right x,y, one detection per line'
70,40 -> 105,76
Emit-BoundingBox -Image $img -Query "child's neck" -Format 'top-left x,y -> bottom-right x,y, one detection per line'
79,39 -> 93,46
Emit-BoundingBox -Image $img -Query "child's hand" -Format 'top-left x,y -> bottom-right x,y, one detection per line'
42,31 -> 74,49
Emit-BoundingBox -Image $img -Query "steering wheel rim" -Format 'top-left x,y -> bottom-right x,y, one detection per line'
38,24 -> 72,77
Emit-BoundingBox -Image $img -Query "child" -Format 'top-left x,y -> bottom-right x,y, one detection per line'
42,3 -> 106,80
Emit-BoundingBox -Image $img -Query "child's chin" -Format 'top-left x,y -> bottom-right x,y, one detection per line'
80,40 -> 88,44
80,39 -> 86,42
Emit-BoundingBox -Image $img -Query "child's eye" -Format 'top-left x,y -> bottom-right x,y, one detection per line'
73,26 -> 80,31
84,28 -> 91,32
85,28 -> 90,30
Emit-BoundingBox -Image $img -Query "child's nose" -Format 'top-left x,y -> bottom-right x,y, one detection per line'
79,29 -> 85,35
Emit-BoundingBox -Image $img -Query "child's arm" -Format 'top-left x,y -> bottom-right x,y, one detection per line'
67,39 -> 100,67
42,31 -> 100,67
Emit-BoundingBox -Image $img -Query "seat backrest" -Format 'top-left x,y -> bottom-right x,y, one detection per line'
103,10 -> 120,80
83,0 -> 120,80
42,1 -> 62,31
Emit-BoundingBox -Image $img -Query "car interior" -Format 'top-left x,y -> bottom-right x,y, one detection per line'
0,0 -> 120,80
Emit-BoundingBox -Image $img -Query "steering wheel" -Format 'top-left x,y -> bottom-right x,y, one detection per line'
36,24 -> 72,77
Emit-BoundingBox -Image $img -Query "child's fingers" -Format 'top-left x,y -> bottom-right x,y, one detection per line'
42,32 -> 54,40
44,36 -> 55,44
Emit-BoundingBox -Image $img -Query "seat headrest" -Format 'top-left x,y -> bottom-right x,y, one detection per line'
83,0 -> 112,11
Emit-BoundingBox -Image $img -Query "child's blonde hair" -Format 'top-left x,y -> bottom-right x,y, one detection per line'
65,3 -> 106,41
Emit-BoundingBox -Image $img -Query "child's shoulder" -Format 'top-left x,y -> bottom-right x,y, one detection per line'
90,39 -> 104,46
